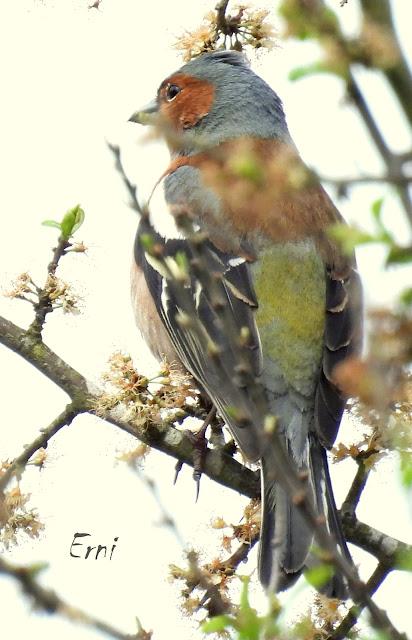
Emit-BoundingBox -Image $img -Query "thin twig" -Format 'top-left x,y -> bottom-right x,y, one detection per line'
134,468 -> 186,547
330,562 -> 392,640
0,555 -> 144,640
218,532 -> 259,574
340,456 -> 370,518
215,0 -> 230,34
0,403 -> 81,493
321,173 -> 412,189
360,0 -> 412,127
347,54 -> 412,227
28,234 -> 70,339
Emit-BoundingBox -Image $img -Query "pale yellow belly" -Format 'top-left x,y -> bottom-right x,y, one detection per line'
252,240 -> 325,397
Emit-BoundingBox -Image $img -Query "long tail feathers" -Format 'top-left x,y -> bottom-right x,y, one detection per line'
258,450 -> 313,592
309,433 -> 351,599
258,435 -> 351,597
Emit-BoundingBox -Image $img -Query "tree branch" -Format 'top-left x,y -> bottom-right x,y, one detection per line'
28,234 -> 70,340
0,402 -> 81,493
101,411 -> 260,498
1,310 -> 411,635
360,0 -> 412,127
0,315 -> 90,401
340,456 -> 370,519
2,308 -> 409,568
321,172 -> 412,190
217,533 -> 259,575
0,555 -> 146,640
342,514 -> 412,568
330,562 -> 392,640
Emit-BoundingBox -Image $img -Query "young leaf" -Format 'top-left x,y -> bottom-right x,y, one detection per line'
328,223 -> 375,254
139,234 -> 155,251
289,61 -> 329,82
201,615 -> 234,633
386,245 -> 412,266
60,205 -> 85,239
237,576 -> 261,640
42,220 -> 62,230
400,453 -> 412,489
399,287 -> 412,307
371,197 -> 384,224
304,563 -> 335,588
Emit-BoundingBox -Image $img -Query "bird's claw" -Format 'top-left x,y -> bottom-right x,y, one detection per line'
173,459 -> 184,485
173,406 -> 217,499
185,426 -> 208,501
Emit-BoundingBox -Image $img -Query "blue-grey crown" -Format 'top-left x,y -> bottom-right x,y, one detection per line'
184,50 -> 250,70
178,50 -> 290,144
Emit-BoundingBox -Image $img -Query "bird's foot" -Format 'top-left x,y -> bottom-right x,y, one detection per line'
173,406 -> 216,500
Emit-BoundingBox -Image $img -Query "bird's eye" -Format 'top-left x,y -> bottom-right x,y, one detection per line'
165,84 -> 181,102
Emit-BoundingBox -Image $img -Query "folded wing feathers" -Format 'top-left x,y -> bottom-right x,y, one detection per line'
135,219 -> 265,461
315,265 -> 363,449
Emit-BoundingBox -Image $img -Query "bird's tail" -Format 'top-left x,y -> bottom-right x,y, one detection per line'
258,433 -> 349,597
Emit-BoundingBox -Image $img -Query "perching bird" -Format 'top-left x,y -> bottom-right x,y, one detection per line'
129,50 -> 362,596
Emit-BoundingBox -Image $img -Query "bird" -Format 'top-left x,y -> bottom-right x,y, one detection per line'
129,50 -> 363,596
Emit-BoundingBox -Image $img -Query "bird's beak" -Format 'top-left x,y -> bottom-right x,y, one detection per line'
128,98 -> 158,125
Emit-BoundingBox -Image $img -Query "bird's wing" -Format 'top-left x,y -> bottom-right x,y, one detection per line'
315,263 -> 363,449
134,218 -> 265,461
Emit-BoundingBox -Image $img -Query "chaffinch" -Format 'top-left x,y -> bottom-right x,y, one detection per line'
129,50 -> 363,596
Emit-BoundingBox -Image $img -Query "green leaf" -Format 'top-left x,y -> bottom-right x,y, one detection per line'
139,234 -> 155,251
239,575 -> 251,611
370,197 -> 394,244
42,219 -> 62,230
289,61 -> 330,82
399,287 -> 412,307
201,615 -> 234,633
175,251 -> 189,273
400,453 -> 412,488
237,576 -> 262,640
371,197 -> 384,224
304,563 -> 335,588
386,245 -> 412,266
60,204 -> 85,239
328,223 -> 375,254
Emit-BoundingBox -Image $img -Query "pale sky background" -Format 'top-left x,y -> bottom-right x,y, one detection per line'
1,1 -> 412,638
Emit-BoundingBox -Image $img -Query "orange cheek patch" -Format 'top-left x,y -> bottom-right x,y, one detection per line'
160,73 -> 214,130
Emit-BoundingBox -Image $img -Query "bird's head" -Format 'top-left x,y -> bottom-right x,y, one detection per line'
129,50 -> 290,155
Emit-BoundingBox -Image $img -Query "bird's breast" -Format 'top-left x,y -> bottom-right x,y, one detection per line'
252,240 -> 326,397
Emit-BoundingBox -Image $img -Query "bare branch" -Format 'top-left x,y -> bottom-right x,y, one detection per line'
101,411 -> 260,498
0,403 -> 81,493
217,532 -> 259,575
0,555 -> 145,640
133,467 -> 186,547
27,234 -> 71,339
1,309 -> 411,632
0,315 -> 90,401
215,0 -> 230,34
343,514 -> 412,567
340,456 -> 371,519
321,172 -> 412,190
347,73 -> 412,224
360,0 -> 412,127
331,563 -> 392,640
